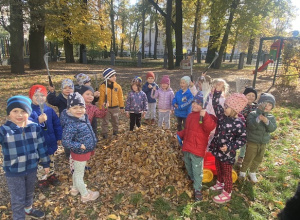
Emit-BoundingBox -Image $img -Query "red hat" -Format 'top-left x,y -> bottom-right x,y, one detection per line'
160,75 -> 170,85
29,85 -> 47,99
146,71 -> 155,79
225,93 -> 248,114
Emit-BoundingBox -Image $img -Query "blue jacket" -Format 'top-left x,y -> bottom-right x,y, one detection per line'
60,110 -> 97,154
125,90 -> 148,113
0,120 -> 50,177
47,91 -> 67,115
29,104 -> 62,155
142,82 -> 159,103
172,89 -> 193,118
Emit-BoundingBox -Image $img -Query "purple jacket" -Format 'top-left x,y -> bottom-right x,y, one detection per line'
151,88 -> 174,111
125,90 -> 148,113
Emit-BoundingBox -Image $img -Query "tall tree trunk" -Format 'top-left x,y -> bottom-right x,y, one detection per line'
246,36 -> 255,64
133,22 -> 140,53
175,0 -> 182,67
192,0 -> 200,53
230,28 -> 239,62
148,14 -> 152,58
120,21 -> 125,57
166,0 -> 174,69
141,0 -> 146,59
10,0 -> 24,74
64,35 -> 75,63
154,21 -> 158,59
79,0 -> 88,63
215,0 -> 239,69
28,0 -> 45,69
110,0 -> 116,52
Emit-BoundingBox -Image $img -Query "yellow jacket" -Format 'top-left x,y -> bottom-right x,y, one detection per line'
98,82 -> 124,109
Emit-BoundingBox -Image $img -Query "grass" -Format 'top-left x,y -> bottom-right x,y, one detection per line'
0,65 -> 299,219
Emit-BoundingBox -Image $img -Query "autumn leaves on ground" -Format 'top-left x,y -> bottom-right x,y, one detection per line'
0,63 -> 299,220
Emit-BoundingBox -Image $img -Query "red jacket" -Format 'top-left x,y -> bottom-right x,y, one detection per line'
177,112 -> 217,158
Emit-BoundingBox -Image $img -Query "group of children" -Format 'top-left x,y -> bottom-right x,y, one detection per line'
0,68 -> 277,219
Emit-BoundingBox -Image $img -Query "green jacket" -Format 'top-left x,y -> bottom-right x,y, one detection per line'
246,108 -> 277,144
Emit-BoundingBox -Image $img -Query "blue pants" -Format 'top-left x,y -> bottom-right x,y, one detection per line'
5,170 -> 37,220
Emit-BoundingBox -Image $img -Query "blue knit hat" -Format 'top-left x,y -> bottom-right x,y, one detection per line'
67,92 -> 85,109
193,91 -> 204,105
61,79 -> 74,90
181,76 -> 191,85
7,95 -> 32,115
103,68 -> 116,80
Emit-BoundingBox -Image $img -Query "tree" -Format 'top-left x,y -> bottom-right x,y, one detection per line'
174,0 -> 182,66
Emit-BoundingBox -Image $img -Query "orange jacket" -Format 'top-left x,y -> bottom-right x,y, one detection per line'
98,82 -> 124,109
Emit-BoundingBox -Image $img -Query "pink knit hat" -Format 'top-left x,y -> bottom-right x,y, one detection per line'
160,75 -> 170,85
225,93 -> 248,114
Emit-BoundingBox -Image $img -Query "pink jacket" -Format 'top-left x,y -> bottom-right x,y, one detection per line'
151,88 -> 174,111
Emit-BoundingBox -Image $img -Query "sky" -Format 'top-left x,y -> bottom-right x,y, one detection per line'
130,0 -> 299,31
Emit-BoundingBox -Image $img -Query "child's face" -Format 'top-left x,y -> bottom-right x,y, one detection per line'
161,83 -> 168,90
62,86 -> 74,96
68,105 -> 86,118
224,104 -> 237,117
192,102 -> 202,112
82,90 -> 94,104
260,102 -> 273,113
245,92 -> 256,105
132,84 -> 138,92
8,108 -> 29,127
108,75 -> 116,83
180,80 -> 188,90
147,77 -> 154,84
32,92 -> 46,105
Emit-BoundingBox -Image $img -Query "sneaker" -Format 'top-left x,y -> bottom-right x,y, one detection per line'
209,181 -> 224,191
194,190 -> 203,201
213,190 -> 231,204
81,190 -> 100,203
249,172 -> 258,183
103,134 -> 108,139
239,172 -> 246,181
47,174 -> 60,186
37,180 -> 49,190
236,157 -> 243,167
25,208 -> 45,219
70,187 -> 79,196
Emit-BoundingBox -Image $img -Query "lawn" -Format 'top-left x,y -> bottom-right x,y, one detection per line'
0,63 -> 299,220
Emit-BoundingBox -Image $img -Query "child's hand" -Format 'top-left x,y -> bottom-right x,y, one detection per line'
259,115 -> 268,124
200,109 -> 206,117
48,86 -> 55,93
38,113 -> 47,123
94,91 -> 100,97
80,144 -> 86,150
148,84 -> 153,89
220,145 -> 227,152
57,140 -> 62,146
126,112 -> 129,118
174,104 -> 178,109
189,81 -> 194,87
44,168 -> 50,174
152,86 -> 156,91
103,103 -> 109,108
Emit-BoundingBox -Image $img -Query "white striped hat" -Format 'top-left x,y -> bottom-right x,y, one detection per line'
103,68 -> 116,80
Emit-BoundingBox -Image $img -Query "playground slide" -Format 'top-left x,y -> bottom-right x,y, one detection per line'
253,59 -> 274,74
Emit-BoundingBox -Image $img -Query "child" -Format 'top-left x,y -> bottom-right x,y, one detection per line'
60,92 -> 99,203
47,78 -> 74,115
172,76 -> 194,131
209,81 -> 248,204
236,87 -> 258,166
0,95 -> 50,219
177,92 -> 216,201
98,68 -> 124,139
125,77 -> 148,131
151,75 -> 174,129
142,71 -> 159,125
239,93 -> 277,183
29,85 -> 62,189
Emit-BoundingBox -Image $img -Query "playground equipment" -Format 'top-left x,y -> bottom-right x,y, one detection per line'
252,59 -> 274,74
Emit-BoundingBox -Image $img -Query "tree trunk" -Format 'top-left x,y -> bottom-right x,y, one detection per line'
230,28 -> 239,62
132,22 -> 140,53
148,14 -> 152,58
192,0 -> 200,53
79,44 -> 86,63
154,21 -> 158,59
175,0 -> 182,67
141,0 -> 146,59
64,35 -> 75,63
246,36 -> 255,64
110,0 -> 116,52
166,0 -> 174,69
215,0 -> 239,69
10,0 -> 24,74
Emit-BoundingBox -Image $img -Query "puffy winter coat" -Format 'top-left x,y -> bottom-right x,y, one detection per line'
142,82 -> 159,103
172,89 -> 193,118
125,90 -> 148,113
47,91 -> 67,115
98,82 -> 124,109
151,88 -> 174,111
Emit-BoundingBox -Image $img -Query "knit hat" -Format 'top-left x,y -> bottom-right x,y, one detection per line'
243,87 -> 257,100
7,95 -> 32,115
160,75 -> 170,85
181,76 -> 191,85
78,85 -> 94,96
75,73 -> 91,86
61,79 -> 74,90
258,93 -> 276,108
224,93 -> 248,114
193,91 -> 204,105
29,85 -> 47,99
67,92 -> 85,109
146,71 -> 155,79
103,68 -> 116,80
132,76 -> 142,85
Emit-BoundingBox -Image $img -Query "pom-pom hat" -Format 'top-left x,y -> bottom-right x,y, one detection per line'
224,93 -> 248,114
7,95 -> 32,115
103,68 -> 116,80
